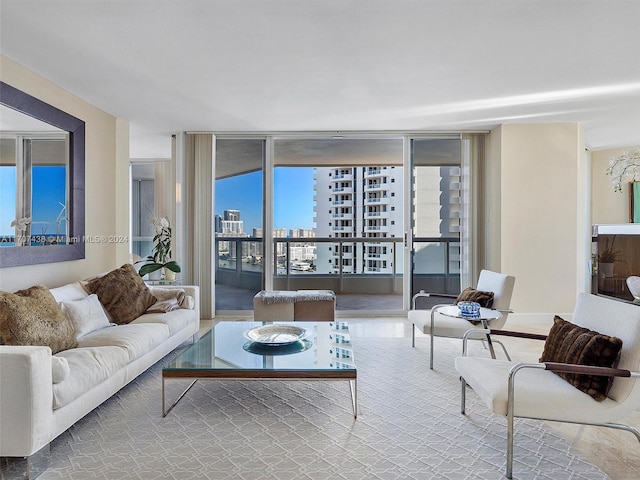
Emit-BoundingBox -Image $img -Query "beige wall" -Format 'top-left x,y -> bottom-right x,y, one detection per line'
487,123 -> 589,319
591,146 -> 639,225
0,56 -> 130,292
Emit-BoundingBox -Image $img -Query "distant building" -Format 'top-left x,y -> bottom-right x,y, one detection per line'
220,209 -> 243,235
314,166 -> 403,274
313,166 -> 460,274
216,209 -> 249,258
289,228 -> 315,238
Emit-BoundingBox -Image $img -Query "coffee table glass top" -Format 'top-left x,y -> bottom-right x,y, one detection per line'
165,321 -> 355,372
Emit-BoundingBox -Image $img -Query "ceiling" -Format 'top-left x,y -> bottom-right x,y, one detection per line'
1,0 -> 639,158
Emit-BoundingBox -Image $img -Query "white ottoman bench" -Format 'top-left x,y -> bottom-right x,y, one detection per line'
253,290 -> 336,321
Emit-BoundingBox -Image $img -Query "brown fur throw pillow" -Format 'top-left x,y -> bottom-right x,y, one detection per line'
454,287 -> 494,308
0,285 -> 77,354
540,315 -> 623,401
85,263 -> 156,325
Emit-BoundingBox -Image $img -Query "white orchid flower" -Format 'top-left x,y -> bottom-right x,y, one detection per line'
606,150 -> 640,193
10,217 -> 31,232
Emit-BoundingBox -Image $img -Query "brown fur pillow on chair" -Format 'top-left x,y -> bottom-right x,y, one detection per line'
0,285 -> 77,354
540,315 -> 623,401
454,287 -> 494,308
85,263 -> 156,325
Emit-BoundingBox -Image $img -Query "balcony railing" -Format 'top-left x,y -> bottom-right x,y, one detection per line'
214,235 -> 460,298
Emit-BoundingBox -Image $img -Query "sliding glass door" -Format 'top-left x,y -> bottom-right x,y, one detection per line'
210,133 -> 482,316
214,138 -> 265,312
272,137 -> 404,312
410,137 -> 463,302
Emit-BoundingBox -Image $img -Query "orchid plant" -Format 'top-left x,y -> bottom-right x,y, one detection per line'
137,216 -> 181,277
10,216 -> 31,233
606,149 -> 640,192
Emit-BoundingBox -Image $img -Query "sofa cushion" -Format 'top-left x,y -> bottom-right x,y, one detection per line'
85,264 -> 157,325
540,315 -> 623,401
454,287 -> 494,308
132,309 -> 194,336
52,355 -> 71,384
0,285 -> 77,354
62,294 -> 112,340
77,323 -> 171,362
53,345 -> 131,409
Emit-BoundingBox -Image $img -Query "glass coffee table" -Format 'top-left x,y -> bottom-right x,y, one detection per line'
162,321 -> 357,418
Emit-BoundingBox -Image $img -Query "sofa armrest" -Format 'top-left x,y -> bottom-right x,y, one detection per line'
181,285 -> 200,330
0,346 -> 54,457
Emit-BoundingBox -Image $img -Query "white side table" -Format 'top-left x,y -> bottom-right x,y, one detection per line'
436,305 -> 502,360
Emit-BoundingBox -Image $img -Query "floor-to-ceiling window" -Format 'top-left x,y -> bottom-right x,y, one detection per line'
130,160 -> 173,267
214,138 -> 265,312
410,137 -> 463,302
208,133 -> 483,316
272,137 -> 404,312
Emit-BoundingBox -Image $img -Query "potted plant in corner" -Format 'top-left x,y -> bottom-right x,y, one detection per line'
598,236 -> 620,279
137,216 -> 181,281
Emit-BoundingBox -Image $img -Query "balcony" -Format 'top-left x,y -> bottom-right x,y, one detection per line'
214,236 -> 460,312
364,210 -> 388,219
364,196 -> 389,205
332,172 -> 353,181
332,186 -> 353,194
364,168 -> 383,177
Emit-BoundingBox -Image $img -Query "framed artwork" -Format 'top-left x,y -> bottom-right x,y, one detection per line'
631,182 -> 640,223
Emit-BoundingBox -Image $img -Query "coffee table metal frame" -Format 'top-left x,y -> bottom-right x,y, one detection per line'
162,322 -> 357,418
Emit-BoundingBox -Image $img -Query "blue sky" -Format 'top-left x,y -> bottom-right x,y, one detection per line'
2,166 -> 313,238
0,166 -> 67,236
215,167 -> 315,234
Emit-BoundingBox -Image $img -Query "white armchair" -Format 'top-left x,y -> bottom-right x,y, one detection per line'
408,269 -> 515,369
455,293 -> 640,478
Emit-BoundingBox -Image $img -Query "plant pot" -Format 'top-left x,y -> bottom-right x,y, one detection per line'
148,268 -> 162,281
600,262 -> 614,278
164,268 -> 176,281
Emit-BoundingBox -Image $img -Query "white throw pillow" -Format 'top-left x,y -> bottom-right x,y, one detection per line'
52,355 -> 70,384
62,294 -> 112,339
49,281 -> 89,303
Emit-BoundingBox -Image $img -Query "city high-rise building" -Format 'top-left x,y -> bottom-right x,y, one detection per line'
289,228 -> 315,238
314,166 -> 460,275
220,209 -> 243,235
314,166 -> 404,274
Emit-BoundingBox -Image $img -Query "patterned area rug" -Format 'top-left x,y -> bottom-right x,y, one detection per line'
26,337 -> 608,479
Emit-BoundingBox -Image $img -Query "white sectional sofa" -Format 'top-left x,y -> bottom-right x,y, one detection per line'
0,270 -> 199,477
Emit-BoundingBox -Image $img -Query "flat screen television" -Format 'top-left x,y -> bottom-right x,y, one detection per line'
596,226 -> 640,303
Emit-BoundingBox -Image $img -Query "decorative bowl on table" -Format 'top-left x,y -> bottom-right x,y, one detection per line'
243,324 -> 311,346
458,301 -> 481,317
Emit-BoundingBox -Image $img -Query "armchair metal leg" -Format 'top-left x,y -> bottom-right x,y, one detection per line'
601,422 -> 640,443
460,377 -> 467,414
411,324 -> 415,347
430,308 -> 436,369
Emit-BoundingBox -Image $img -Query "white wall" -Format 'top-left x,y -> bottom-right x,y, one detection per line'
487,123 -> 588,320
0,56 -> 130,291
